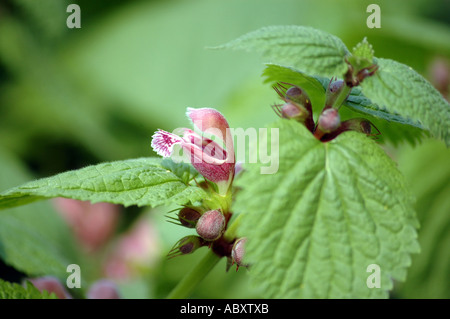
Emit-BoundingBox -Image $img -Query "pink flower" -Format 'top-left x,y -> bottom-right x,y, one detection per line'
53,198 -> 120,253
151,108 -> 235,195
103,217 -> 160,281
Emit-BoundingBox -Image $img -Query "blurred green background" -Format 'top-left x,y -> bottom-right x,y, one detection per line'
0,0 -> 448,298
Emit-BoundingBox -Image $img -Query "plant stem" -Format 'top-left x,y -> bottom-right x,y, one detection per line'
166,249 -> 221,299
224,213 -> 243,241
332,84 -> 352,110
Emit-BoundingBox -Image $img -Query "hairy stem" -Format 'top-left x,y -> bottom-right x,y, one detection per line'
166,248 -> 221,299
224,213 -> 243,241
332,84 -> 352,110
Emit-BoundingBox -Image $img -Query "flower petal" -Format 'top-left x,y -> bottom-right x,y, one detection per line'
186,108 -> 230,143
151,129 -> 183,157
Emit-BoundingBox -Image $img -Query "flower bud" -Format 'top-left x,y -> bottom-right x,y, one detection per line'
167,235 -> 206,258
285,86 -> 312,110
318,108 -> 341,133
280,102 -> 308,121
340,118 -> 379,135
231,237 -> 248,270
272,83 -> 314,130
178,207 -> 202,228
196,210 -> 226,241
320,118 -> 380,142
325,79 -> 345,107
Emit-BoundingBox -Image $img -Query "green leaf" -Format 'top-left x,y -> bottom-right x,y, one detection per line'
361,58 -> 450,146
0,157 -> 206,210
0,279 -> 57,299
215,25 -> 349,77
234,120 -> 419,298
161,158 -> 199,185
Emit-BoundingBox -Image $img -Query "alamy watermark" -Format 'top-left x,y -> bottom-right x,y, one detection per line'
66,264 -> 81,288
366,264 -> 381,288
366,4 -> 381,29
169,123 -> 280,175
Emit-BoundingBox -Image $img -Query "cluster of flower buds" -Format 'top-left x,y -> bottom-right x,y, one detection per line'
152,108 -> 246,269
272,78 -> 379,142
272,82 -> 314,131
167,207 -> 230,258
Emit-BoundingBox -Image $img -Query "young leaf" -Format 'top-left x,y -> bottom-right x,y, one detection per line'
0,158 -> 206,209
215,25 -> 349,77
346,37 -> 375,73
361,58 -> 450,146
352,37 -> 374,61
234,120 -> 419,298
0,279 -> 57,299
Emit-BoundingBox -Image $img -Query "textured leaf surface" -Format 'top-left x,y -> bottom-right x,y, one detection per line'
216,25 -> 349,77
361,58 -> 450,145
0,279 -> 57,299
347,37 -> 375,73
234,120 -> 419,298
0,158 -> 205,209
344,86 -> 423,128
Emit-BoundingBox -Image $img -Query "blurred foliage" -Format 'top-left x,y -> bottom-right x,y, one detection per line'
393,139 -> 450,299
0,0 -> 449,298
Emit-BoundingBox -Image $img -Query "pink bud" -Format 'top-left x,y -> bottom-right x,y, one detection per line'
167,235 -> 206,258
325,79 -> 346,107
178,207 -> 202,228
27,276 -> 72,299
318,108 -> 341,133
87,279 -> 120,299
272,83 -> 314,131
196,210 -> 226,241
280,102 -> 308,120
231,237 -> 249,270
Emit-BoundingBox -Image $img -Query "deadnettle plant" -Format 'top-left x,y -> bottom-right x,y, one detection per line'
151,107 -> 246,270
272,77 -> 380,142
